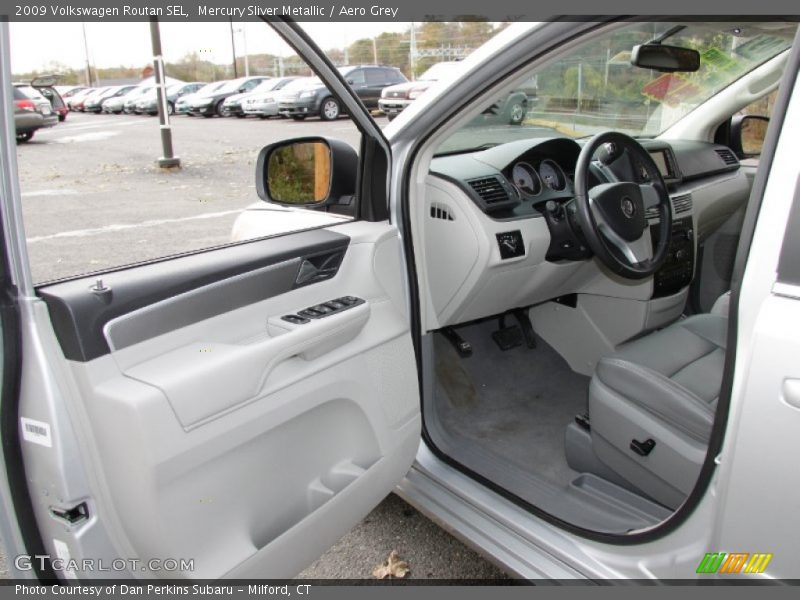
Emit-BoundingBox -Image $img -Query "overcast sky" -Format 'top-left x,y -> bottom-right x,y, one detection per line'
8,21 -> 411,73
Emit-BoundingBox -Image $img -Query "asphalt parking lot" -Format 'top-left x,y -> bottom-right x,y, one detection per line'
9,110 -> 508,580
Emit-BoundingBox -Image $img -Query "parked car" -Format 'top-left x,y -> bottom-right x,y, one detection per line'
84,85 -> 136,113
12,85 -> 57,142
175,81 -> 226,115
134,82 -> 204,116
379,61 -> 464,120
20,75 -> 69,122
65,86 -> 100,111
4,18 -> 800,585
222,78 -> 296,117
188,76 -> 269,117
69,86 -> 110,112
278,65 -> 407,120
380,61 -> 530,125
241,77 -> 302,118
54,85 -> 86,99
102,85 -> 147,114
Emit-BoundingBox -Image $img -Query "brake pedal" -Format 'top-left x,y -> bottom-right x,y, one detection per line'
442,327 -> 472,358
492,315 -> 523,351
512,308 -> 537,349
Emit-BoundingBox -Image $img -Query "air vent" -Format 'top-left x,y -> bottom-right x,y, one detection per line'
468,176 -> 511,206
429,203 -> 454,221
715,148 -> 739,166
644,194 -> 692,220
672,194 -> 693,214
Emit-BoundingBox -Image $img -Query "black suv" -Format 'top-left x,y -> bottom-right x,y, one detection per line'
278,65 -> 407,121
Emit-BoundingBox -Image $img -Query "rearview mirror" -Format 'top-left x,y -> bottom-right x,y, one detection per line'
256,137 -> 358,207
631,44 -> 701,73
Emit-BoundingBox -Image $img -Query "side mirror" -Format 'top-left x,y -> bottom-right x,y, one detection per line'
731,115 -> 770,158
256,137 -> 358,207
631,44 -> 701,73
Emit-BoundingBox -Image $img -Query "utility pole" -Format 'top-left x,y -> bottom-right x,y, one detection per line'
229,17 -> 238,78
149,17 -> 180,169
81,22 -> 92,87
239,24 -> 250,76
409,22 -> 417,80
372,37 -> 378,65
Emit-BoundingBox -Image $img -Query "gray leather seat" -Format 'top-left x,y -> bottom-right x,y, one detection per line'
587,314 -> 727,509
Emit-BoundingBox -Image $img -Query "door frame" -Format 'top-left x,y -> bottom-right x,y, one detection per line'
391,18 -> 800,548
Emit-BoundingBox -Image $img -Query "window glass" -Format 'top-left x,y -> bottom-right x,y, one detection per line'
9,22 -> 362,284
366,69 -> 385,84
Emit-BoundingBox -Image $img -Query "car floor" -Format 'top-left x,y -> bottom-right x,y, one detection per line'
429,318 -> 672,532
433,318 -> 589,488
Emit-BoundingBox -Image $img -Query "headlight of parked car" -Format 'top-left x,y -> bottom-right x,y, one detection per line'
408,89 -> 425,100
299,90 -> 317,99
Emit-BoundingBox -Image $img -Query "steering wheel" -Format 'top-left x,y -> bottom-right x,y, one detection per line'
573,132 -> 672,279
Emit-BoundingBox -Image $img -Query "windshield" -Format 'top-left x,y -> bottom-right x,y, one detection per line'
196,81 -> 226,95
217,78 -> 249,93
252,79 -> 280,93
437,21 -> 796,155
282,78 -> 314,91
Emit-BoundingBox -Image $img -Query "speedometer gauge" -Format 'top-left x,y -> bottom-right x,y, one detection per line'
539,159 -> 567,191
510,162 -> 541,196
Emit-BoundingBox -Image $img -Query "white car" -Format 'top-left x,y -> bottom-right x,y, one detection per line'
240,77 -> 302,118
1,17 -> 800,584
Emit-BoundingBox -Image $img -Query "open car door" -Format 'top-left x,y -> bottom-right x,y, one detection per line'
0,20 -> 420,580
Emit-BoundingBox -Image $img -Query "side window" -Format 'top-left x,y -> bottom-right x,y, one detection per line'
347,69 -> 366,85
9,22 -> 361,284
387,69 -> 405,84
366,69 -> 385,85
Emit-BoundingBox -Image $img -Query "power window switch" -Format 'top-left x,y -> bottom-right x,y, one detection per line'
281,314 -> 310,325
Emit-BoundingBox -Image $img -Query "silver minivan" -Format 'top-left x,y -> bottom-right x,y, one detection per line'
0,17 -> 799,582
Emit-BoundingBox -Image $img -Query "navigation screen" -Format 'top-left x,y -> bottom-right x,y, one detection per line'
650,150 -> 670,178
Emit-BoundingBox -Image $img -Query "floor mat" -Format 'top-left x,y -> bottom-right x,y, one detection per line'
434,318 -> 590,487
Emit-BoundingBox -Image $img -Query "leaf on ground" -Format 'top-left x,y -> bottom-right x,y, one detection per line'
372,550 -> 410,579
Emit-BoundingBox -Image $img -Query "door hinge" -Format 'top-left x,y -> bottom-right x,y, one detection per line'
50,502 -> 89,525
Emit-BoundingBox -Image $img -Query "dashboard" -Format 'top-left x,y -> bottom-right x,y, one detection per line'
423,135 -> 751,330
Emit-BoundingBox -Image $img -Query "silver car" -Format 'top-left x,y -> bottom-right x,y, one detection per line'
241,77 -> 306,118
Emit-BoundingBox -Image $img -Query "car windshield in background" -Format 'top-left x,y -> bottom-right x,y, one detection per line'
437,21 -> 796,155
282,78 -> 313,91
197,82 -> 225,95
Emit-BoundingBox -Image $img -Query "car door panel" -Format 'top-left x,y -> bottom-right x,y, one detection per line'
27,221 -> 420,579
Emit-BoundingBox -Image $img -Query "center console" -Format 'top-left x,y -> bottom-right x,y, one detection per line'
651,215 -> 694,298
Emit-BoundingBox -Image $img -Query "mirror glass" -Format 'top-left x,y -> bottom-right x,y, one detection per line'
741,116 -> 769,156
267,142 -> 331,204
631,44 -> 701,72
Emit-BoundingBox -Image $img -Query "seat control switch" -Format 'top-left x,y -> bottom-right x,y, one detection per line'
630,438 -> 656,457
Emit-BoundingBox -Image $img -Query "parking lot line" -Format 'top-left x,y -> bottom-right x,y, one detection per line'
26,209 -> 244,243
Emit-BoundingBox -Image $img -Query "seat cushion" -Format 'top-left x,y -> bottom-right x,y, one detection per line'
594,314 -> 727,442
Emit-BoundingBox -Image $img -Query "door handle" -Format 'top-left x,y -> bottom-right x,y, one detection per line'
782,378 -> 800,410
